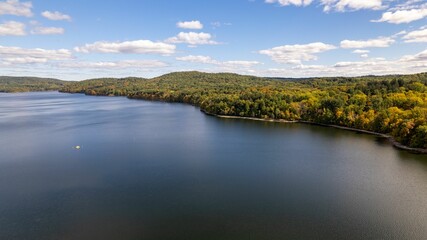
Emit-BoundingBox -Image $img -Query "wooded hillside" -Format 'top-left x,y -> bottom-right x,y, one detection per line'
60,71 -> 427,149
0,76 -> 66,92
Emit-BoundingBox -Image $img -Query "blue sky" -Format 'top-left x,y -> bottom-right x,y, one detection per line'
0,0 -> 426,80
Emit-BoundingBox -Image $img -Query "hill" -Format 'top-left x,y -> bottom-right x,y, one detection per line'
0,76 -> 67,93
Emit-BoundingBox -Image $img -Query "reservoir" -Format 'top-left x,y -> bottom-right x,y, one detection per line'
0,92 -> 426,240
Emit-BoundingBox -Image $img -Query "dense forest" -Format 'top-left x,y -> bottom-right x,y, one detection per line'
2,71 -> 426,150
0,76 -> 66,92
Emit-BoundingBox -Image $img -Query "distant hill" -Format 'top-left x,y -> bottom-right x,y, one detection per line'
60,71 -> 270,97
0,76 -> 67,93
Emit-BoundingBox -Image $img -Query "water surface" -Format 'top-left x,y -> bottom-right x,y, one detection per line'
0,92 -> 426,240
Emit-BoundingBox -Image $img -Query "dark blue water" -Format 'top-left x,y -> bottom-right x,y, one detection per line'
0,92 -> 426,240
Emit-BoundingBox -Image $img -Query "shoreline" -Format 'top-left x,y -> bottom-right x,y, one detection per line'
202,110 -> 427,154
56,92 -> 427,154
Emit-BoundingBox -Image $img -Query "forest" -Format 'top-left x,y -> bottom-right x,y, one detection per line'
58,71 -> 427,150
0,76 -> 66,92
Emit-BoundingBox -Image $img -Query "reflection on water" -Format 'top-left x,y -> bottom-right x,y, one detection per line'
0,92 -> 426,240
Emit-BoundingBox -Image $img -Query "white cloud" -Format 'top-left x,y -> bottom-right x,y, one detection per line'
0,0 -> 32,17
266,66 -> 330,77
41,11 -> 71,21
177,20 -> 203,29
333,59 -> 385,68
0,45 -> 72,60
322,0 -> 384,12
0,21 -> 25,36
388,0 -> 426,11
373,7 -> 427,24
352,49 -> 370,54
266,0 -> 383,11
352,49 -> 370,58
176,55 -> 261,69
222,61 -> 261,68
400,49 -> 427,62
264,48 -> 427,78
392,30 -> 407,37
59,60 -> 168,69
291,64 -> 327,70
1,57 -> 47,65
0,45 -> 72,66
265,0 -> 313,7
166,32 -> 218,46
340,37 -> 394,48
74,40 -> 176,55
211,22 -> 221,29
259,42 -> 336,64
176,55 -> 218,64
402,27 -> 427,43
31,26 -> 64,35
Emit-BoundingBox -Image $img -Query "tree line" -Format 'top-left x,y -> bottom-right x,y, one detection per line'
0,76 -> 66,92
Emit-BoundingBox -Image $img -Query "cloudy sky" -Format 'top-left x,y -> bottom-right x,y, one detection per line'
0,0 -> 426,80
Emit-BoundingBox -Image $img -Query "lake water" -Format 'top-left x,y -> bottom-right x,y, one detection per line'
0,92 -> 426,240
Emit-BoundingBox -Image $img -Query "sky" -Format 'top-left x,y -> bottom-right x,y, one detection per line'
0,0 -> 426,80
